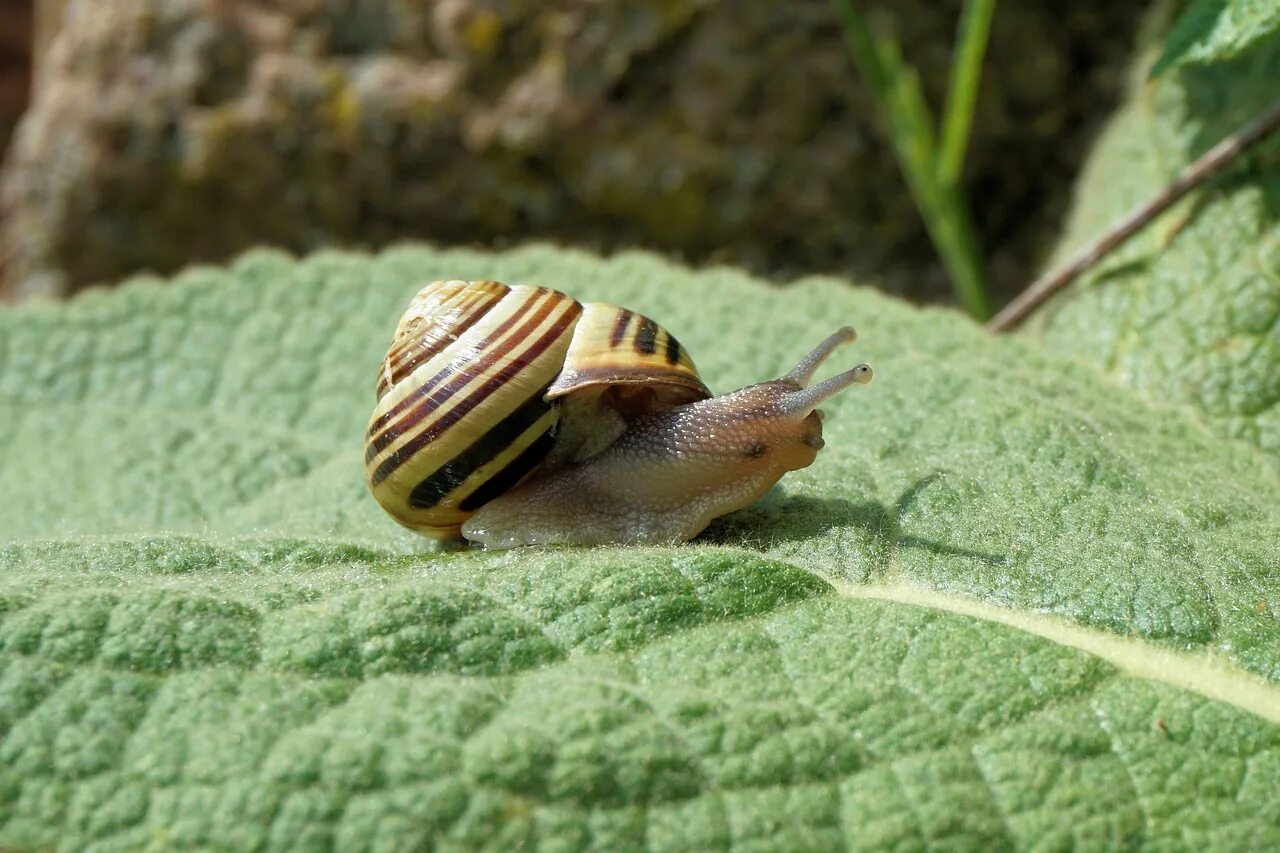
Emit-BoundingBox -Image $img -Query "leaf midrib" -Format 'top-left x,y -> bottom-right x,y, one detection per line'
834,577 -> 1280,724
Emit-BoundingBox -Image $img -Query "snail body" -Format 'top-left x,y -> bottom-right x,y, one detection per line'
365,280 -> 872,548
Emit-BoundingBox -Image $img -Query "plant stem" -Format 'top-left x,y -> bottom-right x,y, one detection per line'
987,96 -> 1280,333
831,0 -> 994,319
938,0 -> 997,188
830,1 -> 890,101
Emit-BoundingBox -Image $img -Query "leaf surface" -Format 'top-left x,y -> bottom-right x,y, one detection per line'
1,246 -> 1279,848
1038,18 -> 1280,462
1152,0 -> 1280,74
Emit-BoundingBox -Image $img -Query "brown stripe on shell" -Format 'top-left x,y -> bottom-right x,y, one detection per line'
377,291 -> 479,399
375,288 -> 505,399
385,288 -> 488,365
634,317 -> 659,355
458,431 -> 556,511
367,289 -> 557,461
407,380 -> 554,509
369,297 -> 581,485
610,310 -> 633,347
367,288 -> 554,443
376,287 -> 485,399
663,331 -> 682,366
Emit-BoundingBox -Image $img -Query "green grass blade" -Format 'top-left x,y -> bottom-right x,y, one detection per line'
831,0 -> 992,319
830,0 -> 891,101
938,0 -> 998,188
931,185 -> 990,319
874,36 -> 939,200
877,40 -> 991,319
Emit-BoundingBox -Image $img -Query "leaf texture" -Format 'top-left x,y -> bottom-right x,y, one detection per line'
1,246 -> 1280,849
1152,0 -> 1280,74
1038,15 -> 1280,463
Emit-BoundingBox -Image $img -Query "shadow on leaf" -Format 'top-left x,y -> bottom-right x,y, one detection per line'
700,473 -> 1008,569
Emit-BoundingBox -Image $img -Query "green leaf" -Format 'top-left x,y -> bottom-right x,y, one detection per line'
2,246 -> 1280,847
1152,0 -> 1280,75
1037,23 -> 1280,463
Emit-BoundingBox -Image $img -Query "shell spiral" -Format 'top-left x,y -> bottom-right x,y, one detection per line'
365,280 -> 709,539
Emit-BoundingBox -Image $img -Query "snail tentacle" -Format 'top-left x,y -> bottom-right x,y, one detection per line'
784,326 -> 857,385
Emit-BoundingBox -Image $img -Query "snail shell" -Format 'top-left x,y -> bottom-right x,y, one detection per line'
365,280 -> 709,539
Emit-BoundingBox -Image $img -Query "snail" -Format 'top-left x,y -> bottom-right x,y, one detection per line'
365,279 -> 872,548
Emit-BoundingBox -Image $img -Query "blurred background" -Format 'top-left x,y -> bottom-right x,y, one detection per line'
0,1 -> 1148,308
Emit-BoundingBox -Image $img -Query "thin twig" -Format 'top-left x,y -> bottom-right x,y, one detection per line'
988,96 -> 1280,333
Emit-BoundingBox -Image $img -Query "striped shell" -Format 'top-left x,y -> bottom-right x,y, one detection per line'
365,280 -> 710,539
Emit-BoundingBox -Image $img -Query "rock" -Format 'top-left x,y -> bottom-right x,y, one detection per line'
1,0 -> 1141,302
0,0 -> 33,165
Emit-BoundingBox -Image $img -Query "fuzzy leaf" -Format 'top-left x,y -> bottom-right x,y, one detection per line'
1152,0 -> 1280,74
1037,23 -> 1280,462
1,246 -> 1279,848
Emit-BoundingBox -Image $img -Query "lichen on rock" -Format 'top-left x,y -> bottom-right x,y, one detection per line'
1,0 -> 1141,301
